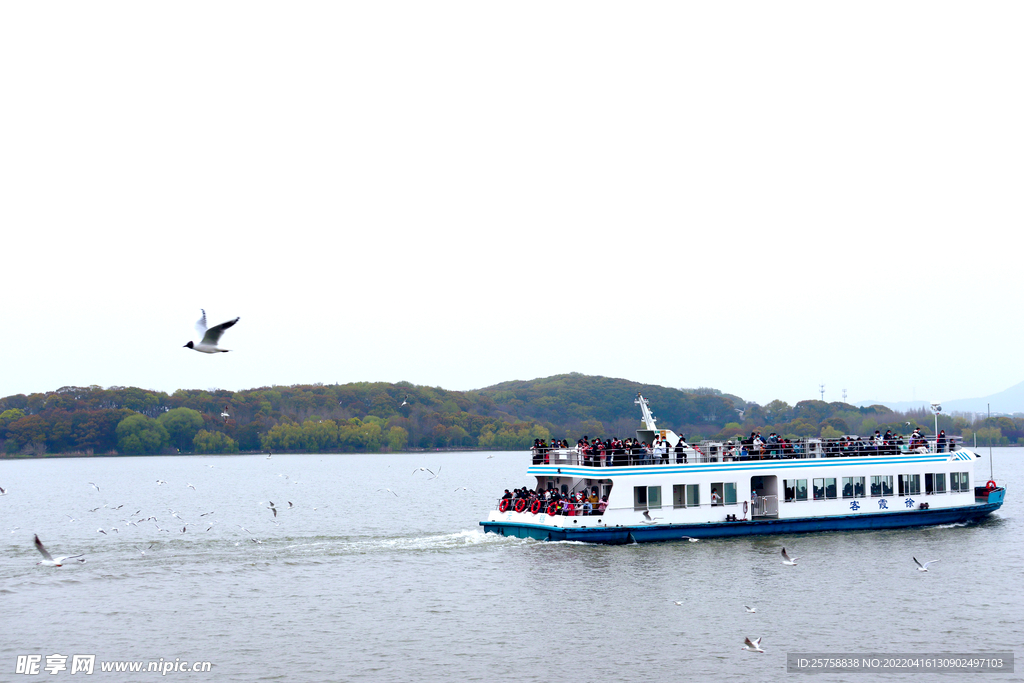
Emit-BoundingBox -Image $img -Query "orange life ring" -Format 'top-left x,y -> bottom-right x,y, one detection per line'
530,499 -> 542,514
546,501 -> 558,516
498,499 -> 510,512
986,480 -> 998,490
514,498 -> 527,513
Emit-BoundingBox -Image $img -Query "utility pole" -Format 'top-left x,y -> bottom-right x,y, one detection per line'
819,383 -> 825,401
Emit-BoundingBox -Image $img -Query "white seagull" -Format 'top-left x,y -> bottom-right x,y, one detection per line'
88,482 -> 100,492
742,637 -> 765,653
184,309 -> 240,353
97,528 -> 107,535
913,557 -> 940,572
186,483 -> 196,491
672,601 -> 684,606
34,535 -> 85,566
744,605 -> 757,613
642,510 -> 662,523
378,488 -> 399,497
267,501 -> 278,517
680,536 -> 700,542
781,547 -> 799,566
0,485 -> 7,495
412,466 -> 439,479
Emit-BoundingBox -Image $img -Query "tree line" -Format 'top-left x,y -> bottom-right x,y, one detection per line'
0,374 -> 1019,457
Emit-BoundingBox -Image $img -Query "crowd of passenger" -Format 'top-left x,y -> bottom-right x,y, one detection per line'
497,485 -> 609,516
531,436 -> 693,466
529,428 -> 957,466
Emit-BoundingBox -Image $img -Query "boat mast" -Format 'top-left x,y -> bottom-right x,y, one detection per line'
635,393 -> 657,431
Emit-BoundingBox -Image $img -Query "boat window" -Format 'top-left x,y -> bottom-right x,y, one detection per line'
870,475 -> 893,497
784,479 -> 807,502
723,482 -> 736,505
634,486 -> 661,510
951,471 -> 969,492
813,477 -> 836,500
925,473 -> 934,495
711,482 -> 737,505
814,479 -> 824,500
686,484 -> 700,507
899,474 -> 921,496
843,477 -> 866,498
934,473 -> 946,493
673,484 -> 685,509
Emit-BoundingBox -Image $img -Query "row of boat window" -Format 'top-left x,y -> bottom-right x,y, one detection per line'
633,472 -> 971,509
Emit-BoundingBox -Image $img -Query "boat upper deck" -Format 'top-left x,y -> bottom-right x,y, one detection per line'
531,435 -> 963,468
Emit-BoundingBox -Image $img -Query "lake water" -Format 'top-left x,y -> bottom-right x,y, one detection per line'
1,449 -> 1020,681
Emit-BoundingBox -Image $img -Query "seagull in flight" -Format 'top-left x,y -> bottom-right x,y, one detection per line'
672,601 -> 684,606
268,501 -> 278,517
642,510 -> 662,523
186,483 -> 196,491
412,466 -> 439,479
742,637 -> 764,653
680,536 -> 699,542
400,395 -> 409,407
34,535 -> 85,567
744,605 -> 757,613
378,488 -> 399,497
88,482 -> 100,492
184,309 -> 240,353
913,557 -> 939,572
0,485 -> 7,495
781,547 -> 799,566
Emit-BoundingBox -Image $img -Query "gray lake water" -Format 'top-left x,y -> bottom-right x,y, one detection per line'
0,449 -> 1020,682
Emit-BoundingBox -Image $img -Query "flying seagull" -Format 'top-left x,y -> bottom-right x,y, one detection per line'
744,605 -> 757,613
268,501 -> 278,517
0,485 -> 7,495
184,309 -> 240,353
412,466 -> 439,478
680,536 -> 699,542
913,557 -> 939,572
34,535 -> 85,567
88,482 -> 100,492
642,510 -> 662,523
781,547 -> 799,566
378,488 -> 399,497
742,637 -> 765,653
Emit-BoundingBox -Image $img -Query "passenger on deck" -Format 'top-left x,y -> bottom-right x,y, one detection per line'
712,488 -> 721,505
937,430 -> 947,453
597,496 -> 608,514
652,439 -> 667,464
675,436 -> 688,463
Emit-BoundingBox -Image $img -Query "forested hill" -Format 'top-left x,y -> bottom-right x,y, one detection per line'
0,374 -> 1013,456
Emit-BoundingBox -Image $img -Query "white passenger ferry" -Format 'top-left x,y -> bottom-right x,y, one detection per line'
480,394 -> 1006,543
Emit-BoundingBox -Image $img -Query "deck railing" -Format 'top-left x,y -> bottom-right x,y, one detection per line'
530,436 -> 960,467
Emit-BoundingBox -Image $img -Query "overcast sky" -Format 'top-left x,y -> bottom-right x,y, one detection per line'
2,2 -> 1021,408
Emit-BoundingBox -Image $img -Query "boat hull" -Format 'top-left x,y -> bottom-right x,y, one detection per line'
479,497 -> 1004,545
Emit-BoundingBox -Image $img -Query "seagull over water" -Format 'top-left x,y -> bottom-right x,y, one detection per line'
184,309 -> 240,353
88,482 -> 100,492
913,557 -> 939,572
742,637 -> 765,653
412,466 -> 440,479
744,605 -> 757,613
34,535 -> 85,567
781,547 -> 799,566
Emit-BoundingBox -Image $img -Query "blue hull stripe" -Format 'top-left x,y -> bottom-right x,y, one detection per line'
480,501 -> 1003,545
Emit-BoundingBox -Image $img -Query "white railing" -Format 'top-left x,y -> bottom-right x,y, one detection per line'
752,495 -> 778,517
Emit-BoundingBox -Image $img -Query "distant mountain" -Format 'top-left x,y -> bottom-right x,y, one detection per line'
858,379 -> 1024,416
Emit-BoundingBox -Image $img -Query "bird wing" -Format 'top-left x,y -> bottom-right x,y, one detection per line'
753,637 -> 762,647
744,637 -> 756,649
781,548 -> 791,562
34,535 -> 53,561
201,317 -> 240,346
925,560 -> 939,568
195,309 -> 208,335
913,557 -> 923,568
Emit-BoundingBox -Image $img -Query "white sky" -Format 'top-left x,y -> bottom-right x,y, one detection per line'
2,2 -> 1021,408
